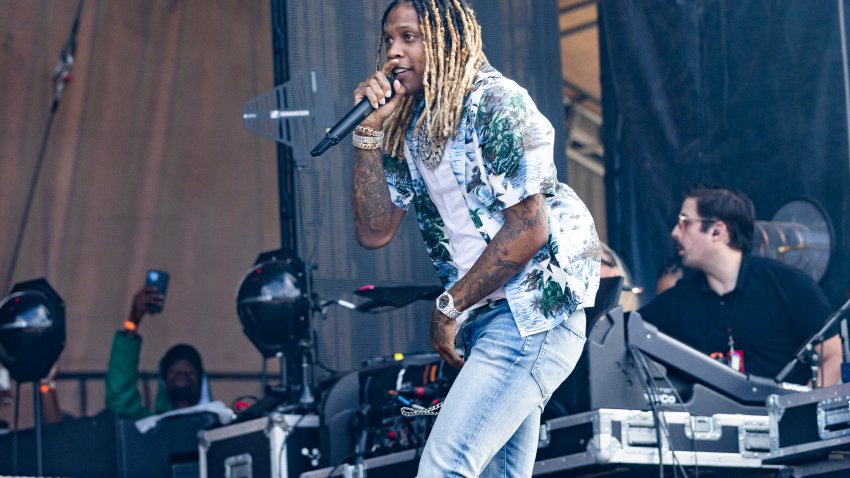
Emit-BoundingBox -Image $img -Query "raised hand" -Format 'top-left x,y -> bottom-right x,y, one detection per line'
129,286 -> 165,324
353,59 -> 407,129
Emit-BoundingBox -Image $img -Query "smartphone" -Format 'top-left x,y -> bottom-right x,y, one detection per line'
145,269 -> 169,314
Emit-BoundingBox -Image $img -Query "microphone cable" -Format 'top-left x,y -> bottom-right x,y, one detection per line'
3,0 -> 86,292
627,343 -> 693,478
653,363 -> 701,478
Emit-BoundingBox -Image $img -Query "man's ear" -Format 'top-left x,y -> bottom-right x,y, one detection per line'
711,222 -> 730,244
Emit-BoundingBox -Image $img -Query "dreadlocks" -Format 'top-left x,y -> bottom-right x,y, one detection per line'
378,0 -> 486,160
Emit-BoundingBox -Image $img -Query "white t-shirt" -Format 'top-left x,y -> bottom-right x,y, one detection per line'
416,148 -> 505,328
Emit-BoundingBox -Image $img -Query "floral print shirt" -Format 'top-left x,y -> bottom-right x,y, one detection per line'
383,63 -> 600,337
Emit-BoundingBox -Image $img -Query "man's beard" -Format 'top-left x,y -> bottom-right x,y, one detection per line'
167,385 -> 200,405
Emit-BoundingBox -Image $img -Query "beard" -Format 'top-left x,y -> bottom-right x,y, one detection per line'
167,385 -> 200,406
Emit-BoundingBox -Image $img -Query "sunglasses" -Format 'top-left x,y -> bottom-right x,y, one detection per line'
676,213 -> 716,229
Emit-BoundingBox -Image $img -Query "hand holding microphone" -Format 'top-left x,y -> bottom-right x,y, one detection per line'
355,59 -> 407,129
310,59 -> 407,156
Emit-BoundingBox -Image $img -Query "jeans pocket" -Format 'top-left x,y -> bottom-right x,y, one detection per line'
530,323 -> 586,399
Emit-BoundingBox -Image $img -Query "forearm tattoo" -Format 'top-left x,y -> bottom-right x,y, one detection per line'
452,194 -> 547,310
352,148 -> 394,233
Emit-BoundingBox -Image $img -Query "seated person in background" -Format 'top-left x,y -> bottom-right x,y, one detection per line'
656,258 -> 685,294
600,242 -> 641,312
105,287 -> 211,420
639,184 -> 841,386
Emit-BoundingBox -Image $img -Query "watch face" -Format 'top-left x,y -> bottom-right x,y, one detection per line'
438,294 -> 450,309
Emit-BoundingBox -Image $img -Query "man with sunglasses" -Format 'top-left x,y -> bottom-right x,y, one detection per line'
639,184 -> 841,386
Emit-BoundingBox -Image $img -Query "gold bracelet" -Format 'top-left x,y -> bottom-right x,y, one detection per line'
355,125 -> 384,137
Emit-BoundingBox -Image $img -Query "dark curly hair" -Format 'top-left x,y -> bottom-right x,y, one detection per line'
684,183 -> 755,251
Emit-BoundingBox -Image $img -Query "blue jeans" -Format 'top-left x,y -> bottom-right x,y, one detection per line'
417,301 -> 586,478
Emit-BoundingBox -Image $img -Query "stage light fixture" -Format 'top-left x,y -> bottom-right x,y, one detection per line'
236,250 -> 310,358
0,278 -> 66,383
753,197 -> 833,281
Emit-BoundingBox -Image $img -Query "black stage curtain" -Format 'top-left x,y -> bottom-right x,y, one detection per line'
600,0 -> 850,306
283,0 -> 565,374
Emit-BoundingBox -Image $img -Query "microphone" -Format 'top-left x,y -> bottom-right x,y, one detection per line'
52,0 -> 84,106
310,76 -> 394,157
53,49 -> 74,103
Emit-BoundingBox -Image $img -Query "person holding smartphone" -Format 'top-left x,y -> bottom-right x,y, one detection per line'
104,277 -> 211,420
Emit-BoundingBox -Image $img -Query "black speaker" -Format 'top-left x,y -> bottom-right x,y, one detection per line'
114,412 -> 218,478
0,413 -> 115,477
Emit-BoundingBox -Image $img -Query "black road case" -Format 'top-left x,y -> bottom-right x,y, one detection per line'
199,413 -> 319,478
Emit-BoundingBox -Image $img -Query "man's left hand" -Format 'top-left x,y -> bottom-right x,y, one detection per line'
430,307 -> 465,369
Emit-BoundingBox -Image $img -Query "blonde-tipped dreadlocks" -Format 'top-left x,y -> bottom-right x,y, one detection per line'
378,0 -> 486,160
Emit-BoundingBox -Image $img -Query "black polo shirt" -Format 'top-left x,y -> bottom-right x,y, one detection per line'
639,253 -> 835,384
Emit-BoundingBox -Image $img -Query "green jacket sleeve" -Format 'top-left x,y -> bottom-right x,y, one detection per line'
105,331 -> 154,420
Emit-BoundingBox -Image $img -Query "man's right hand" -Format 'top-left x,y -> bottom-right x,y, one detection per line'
353,59 -> 408,129
430,307 -> 465,369
129,286 -> 164,325
350,60 -> 409,250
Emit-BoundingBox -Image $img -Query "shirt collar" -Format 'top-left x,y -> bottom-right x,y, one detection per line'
696,251 -> 751,294
736,251 -> 752,289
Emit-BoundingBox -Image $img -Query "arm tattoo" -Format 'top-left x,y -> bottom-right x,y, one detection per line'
352,148 -> 394,233
519,196 -> 547,231
452,195 -> 547,310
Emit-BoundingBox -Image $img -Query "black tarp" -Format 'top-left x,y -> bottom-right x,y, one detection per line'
600,0 -> 850,306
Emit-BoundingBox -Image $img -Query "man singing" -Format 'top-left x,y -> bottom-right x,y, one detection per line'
349,1 -> 600,476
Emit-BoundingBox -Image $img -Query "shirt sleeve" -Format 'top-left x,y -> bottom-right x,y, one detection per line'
105,331 -> 154,420
474,80 -> 558,210
382,153 -> 414,212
